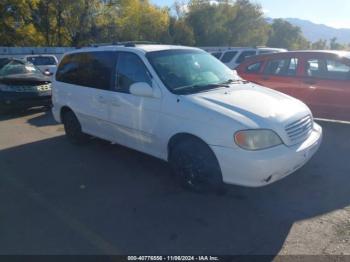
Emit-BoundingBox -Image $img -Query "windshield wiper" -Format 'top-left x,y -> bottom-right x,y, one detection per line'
174,83 -> 230,92
219,79 -> 249,85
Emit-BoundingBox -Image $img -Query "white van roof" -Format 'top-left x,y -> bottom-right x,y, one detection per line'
67,44 -> 201,55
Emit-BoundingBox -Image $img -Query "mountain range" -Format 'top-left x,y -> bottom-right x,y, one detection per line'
268,18 -> 350,44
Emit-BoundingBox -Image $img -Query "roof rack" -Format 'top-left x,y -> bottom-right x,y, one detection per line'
86,41 -> 160,48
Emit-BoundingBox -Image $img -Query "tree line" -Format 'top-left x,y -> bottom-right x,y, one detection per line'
0,0 -> 349,50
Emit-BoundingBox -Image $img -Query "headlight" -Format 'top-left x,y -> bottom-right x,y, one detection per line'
234,129 -> 282,150
0,84 -> 14,92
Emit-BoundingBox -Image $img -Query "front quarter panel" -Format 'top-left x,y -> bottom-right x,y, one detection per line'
157,94 -> 247,159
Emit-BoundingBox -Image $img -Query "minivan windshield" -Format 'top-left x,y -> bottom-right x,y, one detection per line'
147,49 -> 241,94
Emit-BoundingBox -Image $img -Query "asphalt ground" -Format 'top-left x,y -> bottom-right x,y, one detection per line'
0,108 -> 350,255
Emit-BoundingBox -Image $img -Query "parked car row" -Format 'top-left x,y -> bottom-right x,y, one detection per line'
3,47 -> 348,124
236,50 -> 350,121
51,44 -> 322,192
201,46 -> 287,69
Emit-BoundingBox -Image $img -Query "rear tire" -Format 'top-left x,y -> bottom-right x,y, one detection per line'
62,110 -> 89,145
169,137 -> 223,193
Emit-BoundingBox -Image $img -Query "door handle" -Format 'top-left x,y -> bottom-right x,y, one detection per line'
262,76 -> 270,80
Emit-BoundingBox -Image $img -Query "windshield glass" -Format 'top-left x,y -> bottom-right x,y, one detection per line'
0,60 -> 43,77
147,49 -> 240,94
26,56 -> 57,66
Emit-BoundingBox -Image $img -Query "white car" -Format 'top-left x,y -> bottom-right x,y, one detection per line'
24,55 -> 58,76
201,47 -> 287,69
52,44 -> 322,192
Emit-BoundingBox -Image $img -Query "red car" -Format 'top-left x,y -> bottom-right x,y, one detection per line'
236,51 -> 350,121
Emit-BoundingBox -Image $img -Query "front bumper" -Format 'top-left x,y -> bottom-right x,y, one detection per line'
0,91 -> 52,110
211,122 -> 323,187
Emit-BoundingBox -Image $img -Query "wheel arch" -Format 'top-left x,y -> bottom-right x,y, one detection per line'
167,132 -> 224,191
167,132 -> 212,161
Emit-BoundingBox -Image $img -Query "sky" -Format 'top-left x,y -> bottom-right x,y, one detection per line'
150,0 -> 350,29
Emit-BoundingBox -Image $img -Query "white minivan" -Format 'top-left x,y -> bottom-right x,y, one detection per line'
52,44 -> 322,192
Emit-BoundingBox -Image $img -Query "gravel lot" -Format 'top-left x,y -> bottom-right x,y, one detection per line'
0,108 -> 350,255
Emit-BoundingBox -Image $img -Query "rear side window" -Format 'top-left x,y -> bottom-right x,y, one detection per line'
236,51 -> 256,64
221,51 -> 238,63
306,58 -> 350,80
56,51 -> 116,89
264,58 -> 298,76
245,62 -> 262,74
114,52 -> 152,93
326,60 -> 350,80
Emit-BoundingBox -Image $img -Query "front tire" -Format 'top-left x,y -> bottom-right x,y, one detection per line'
62,110 -> 89,145
169,137 -> 223,193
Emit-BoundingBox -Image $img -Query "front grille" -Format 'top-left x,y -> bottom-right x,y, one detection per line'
11,86 -> 37,92
6,84 -> 51,92
285,115 -> 313,144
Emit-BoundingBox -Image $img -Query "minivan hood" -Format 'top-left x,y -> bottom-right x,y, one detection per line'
185,83 -> 311,128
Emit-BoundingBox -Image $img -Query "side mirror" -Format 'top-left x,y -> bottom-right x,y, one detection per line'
129,82 -> 153,97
